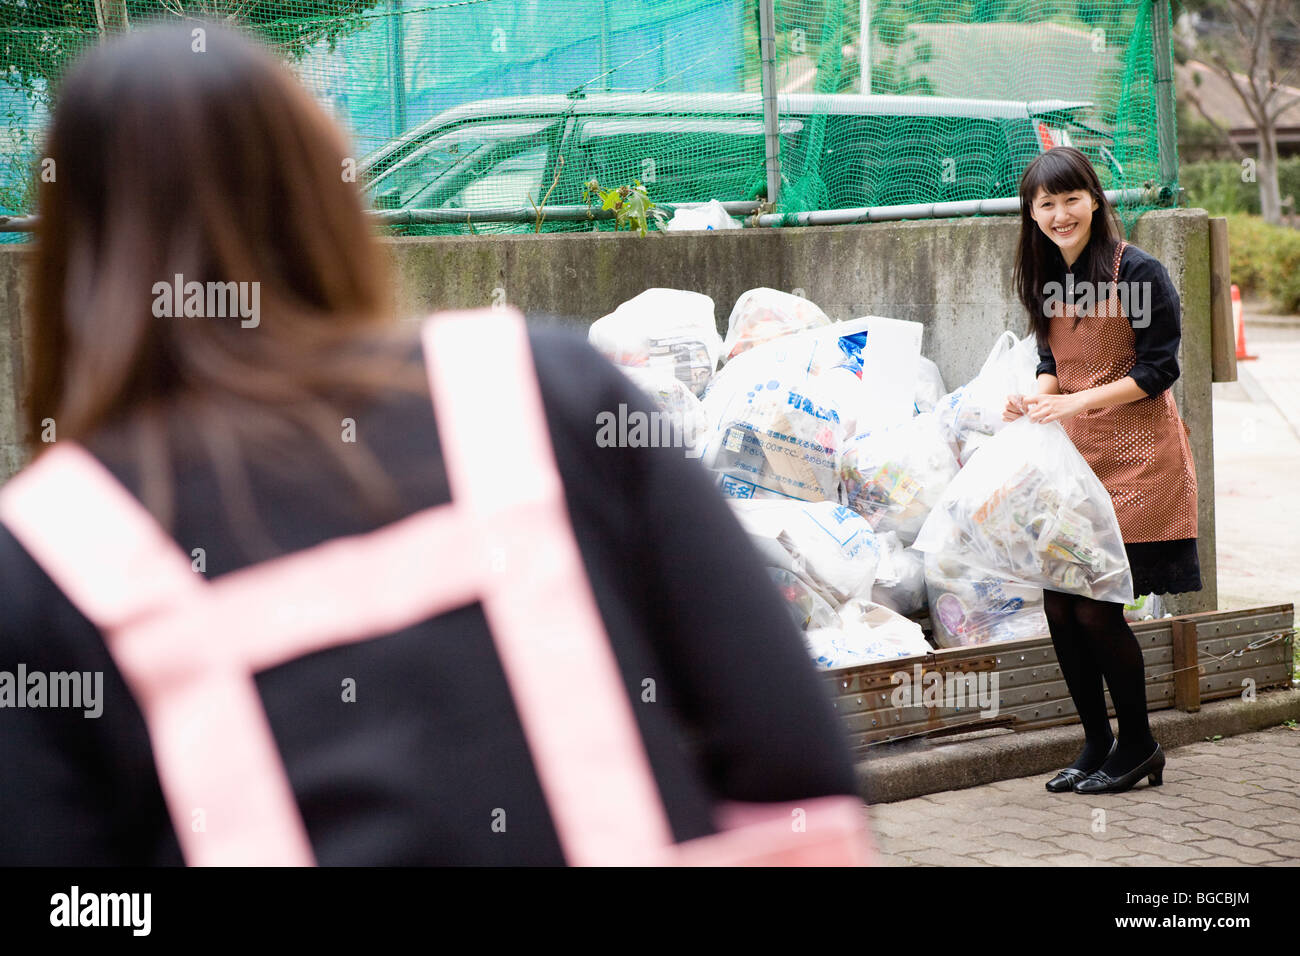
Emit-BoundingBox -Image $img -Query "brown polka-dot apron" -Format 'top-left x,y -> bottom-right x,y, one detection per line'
1047,240 -> 1198,543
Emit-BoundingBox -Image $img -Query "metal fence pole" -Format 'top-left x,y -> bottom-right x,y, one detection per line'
387,0 -> 408,138
757,0 -> 782,206
1151,0 -> 1178,191
859,0 -> 871,94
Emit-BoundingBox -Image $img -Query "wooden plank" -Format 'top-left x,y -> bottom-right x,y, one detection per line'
1174,603 -> 1294,628
1171,618 -> 1201,712
835,678 -> 1176,743
1200,665 -> 1292,703
824,604 -> 1293,746
1209,216 -> 1238,383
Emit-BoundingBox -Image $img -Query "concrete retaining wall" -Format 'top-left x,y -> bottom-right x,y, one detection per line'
0,208 -> 1219,610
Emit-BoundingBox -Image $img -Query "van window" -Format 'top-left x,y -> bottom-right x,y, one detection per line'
572,117 -> 803,204
370,120 -> 552,208
444,144 -> 551,210
821,115 -> 1020,207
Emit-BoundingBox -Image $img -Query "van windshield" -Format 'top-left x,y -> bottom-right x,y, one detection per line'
369,119 -> 552,208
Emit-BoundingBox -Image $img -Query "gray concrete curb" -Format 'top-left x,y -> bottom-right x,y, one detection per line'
1237,314 -> 1300,332
1240,313 -> 1300,328
857,688 -> 1300,804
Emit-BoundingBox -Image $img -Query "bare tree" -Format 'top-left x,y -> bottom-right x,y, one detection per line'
94,1 -> 130,33
1180,0 -> 1300,224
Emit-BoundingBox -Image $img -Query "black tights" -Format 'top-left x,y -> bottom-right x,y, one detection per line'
1043,590 -> 1158,776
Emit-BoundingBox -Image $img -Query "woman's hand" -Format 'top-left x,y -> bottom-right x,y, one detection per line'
1002,394 -> 1028,422
1023,391 -> 1087,424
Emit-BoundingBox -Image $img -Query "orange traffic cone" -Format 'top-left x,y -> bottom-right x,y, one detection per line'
1233,284 -> 1257,361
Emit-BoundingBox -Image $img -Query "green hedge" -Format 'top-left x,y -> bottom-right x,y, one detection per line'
1180,157 -> 1300,216
1224,214 -> 1300,315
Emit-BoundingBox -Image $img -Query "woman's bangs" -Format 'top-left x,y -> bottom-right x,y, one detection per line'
1022,152 -> 1090,202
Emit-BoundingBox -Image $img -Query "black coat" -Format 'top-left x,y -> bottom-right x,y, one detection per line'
0,326 -> 859,865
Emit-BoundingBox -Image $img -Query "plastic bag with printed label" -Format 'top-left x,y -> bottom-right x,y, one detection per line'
803,599 -> 933,669
699,324 -> 868,501
871,532 -> 927,616
914,356 -> 947,414
730,499 -> 882,607
840,411 -> 960,546
588,288 -> 722,396
924,552 -> 1049,648
664,199 -> 741,232
722,287 -> 831,362
913,418 -> 1134,604
618,366 -> 709,455
935,331 -> 1040,464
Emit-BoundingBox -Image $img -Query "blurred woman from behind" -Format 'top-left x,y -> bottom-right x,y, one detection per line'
0,24 -> 862,865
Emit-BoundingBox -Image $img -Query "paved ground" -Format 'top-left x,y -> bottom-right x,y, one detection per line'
869,724 -> 1300,866
1214,316 -> 1300,615
870,306 -> 1300,866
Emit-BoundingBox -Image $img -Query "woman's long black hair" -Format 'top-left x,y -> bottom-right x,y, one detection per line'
1013,146 -> 1123,345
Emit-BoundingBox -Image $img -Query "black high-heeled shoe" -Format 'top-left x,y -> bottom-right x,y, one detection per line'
1074,744 -> 1165,794
1045,738 -> 1118,793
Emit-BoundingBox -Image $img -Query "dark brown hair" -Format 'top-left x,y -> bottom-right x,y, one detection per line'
29,23 -> 422,548
1013,146 -> 1122,345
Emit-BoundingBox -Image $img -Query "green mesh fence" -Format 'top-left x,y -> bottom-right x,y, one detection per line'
2,0 -> 1174,238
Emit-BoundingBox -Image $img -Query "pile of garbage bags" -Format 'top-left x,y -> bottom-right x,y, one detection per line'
589,286 -> 1144,668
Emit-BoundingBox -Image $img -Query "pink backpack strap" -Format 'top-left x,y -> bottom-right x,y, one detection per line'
0,444 -> 200,627
0,443 -> 316,866
424,308 -> 676,866
0,309 -> 687,866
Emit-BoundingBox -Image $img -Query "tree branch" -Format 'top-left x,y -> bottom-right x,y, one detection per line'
1183,82 -> 1250,158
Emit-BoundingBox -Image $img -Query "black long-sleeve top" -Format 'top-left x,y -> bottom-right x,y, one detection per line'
1035,241 -> 1183,397
0,325 -> 859,865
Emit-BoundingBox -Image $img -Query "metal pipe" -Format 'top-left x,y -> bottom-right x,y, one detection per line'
0,202 -> 760,233
749,187 -> 1158,227
859,0 -> 871,94
0,191 -> 1165,233
370,200 -> 764,227
756,0 -> 782,205
1150,0 -> 1179,190
386,0 -> 408,138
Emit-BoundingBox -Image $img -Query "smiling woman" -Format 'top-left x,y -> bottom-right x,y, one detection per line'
1005,146 -> 1200,798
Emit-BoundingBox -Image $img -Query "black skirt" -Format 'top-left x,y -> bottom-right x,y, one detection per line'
1125,538 -> 1202,596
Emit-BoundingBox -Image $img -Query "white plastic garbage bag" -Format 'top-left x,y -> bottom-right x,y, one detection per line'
851,316 -> 924,432
871,532 -> 927,616
1124,593 -> 1164,622
914,355 -> 947,414
840,411 -> 960,545
588,288 -> 722,396
664,199 -> 741,231
924,552 -> 1049,648
769,567 -> 840,631
722,287 -> 831,362
804,599 -> 932,668
731,499 -> 882,607
935,331 -> 1040,464
699,324 -> 867,501
619,366 -> 709,454
912,418 -> 1134,604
